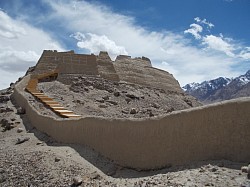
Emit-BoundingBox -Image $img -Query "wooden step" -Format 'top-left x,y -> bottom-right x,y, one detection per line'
55,109 -> 73,114
50,106 -> 65,110
62,114 -> 81,118
43,101 -> 60,105
32,93 -> 45,95
25,71 -> 81,118
47,104 -> 61,107
38,97 -> 54,101
33,94 -> 48,98
26,89 -> 39,93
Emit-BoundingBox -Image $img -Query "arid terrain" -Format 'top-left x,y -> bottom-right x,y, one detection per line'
1,84 -> 250,187
30,76 -> 201,119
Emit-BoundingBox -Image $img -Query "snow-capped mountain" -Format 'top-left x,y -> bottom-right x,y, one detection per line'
182,70 -> 250,103
234,69 -> 250,85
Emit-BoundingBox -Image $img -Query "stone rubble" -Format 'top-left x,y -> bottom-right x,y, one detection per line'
17,107 -> 26,115
16,137 -> 30,144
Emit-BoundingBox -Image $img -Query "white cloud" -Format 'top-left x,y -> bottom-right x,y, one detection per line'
202,35 -> 235,57
239,47 -> 250,60
0,10 -> 64,89
194,17 -> 214,28
1,0 -> 249,89
42,0 -> 249,85
70,32 -> 128,60
0,49 -> 39,72
184,23 -> 203,39
184,17 -> 214,40
185,17 -> 250,61
0,11 -> 26,39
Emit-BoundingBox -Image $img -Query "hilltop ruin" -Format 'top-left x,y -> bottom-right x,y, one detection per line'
11,50 -> 250,170
33,50 -> 182,92
24,50 -> 200,119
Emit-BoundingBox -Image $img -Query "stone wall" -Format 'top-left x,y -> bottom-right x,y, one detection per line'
13,75 -> 250,170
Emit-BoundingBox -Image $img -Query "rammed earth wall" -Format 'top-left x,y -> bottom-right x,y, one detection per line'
33,50 -> 182,92
13,75 -> 250,170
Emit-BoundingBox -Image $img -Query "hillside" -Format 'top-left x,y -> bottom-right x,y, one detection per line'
24,50 -> 201,119
183,70 -> 250,103
1,50 -> 249,186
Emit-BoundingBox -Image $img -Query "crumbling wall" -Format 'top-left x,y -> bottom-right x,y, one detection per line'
114,55 -> 182,92
57,54 -> 98,75
34,50 -> 183,92
144,66 -> 182,92
13,75 -> 250,170
113,55 -> 151,86
33,50 -> 63,74
96,51 -> 119,82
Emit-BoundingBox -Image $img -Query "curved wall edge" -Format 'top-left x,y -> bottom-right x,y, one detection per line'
12,75 -> 250,169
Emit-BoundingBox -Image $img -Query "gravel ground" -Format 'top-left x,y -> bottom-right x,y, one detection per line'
1,85 -> 250,187
36,77 -> 201,119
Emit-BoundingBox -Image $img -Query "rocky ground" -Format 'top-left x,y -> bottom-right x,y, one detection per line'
1,85 -> 250,186
34,76 -> 201,119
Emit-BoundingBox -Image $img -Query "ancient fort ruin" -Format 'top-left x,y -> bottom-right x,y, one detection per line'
13,50 -> 250,170
33,50 -> 182,92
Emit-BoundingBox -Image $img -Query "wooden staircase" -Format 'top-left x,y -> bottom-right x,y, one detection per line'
26,70 -> 81,118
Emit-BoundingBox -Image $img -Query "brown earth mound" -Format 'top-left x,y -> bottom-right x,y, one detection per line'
34,76 -> 201,119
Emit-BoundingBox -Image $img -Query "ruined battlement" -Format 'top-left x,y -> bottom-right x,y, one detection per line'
115,54 -> 152,67
33,50 -> 182,92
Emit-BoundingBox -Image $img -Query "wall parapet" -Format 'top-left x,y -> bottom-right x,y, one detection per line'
13,75 -> 250,170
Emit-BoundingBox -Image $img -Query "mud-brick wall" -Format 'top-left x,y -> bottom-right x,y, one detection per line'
114,56 -> 182,92
56,52 -> 99,84
96,51 -> 120,82
144,67 -> 182,92
57,54 -> 98,75
33,50 -> 64,74
114,56 -> 151,86
34,51 -> 183,93
13,75 -> 250,170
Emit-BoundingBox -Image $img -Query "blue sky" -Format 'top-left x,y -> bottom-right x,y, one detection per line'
0,0 -> 250,89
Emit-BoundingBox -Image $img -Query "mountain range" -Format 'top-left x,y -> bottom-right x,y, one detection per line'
182,70 -> 250,103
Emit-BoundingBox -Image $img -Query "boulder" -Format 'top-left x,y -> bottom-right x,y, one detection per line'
126,93 -> 139,100
16,137 -> 30,144
0,96 -> 10,103
130,108 -> 137,114
17,107 -> 26,114
106,100 -> 118,105
114,91 -> 120,97
73,176 -> 82,185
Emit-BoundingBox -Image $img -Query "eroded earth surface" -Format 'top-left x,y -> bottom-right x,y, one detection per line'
33,77 -> 202,119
